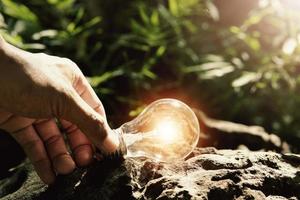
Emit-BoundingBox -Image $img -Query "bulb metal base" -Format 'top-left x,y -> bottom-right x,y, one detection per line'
113,128 -> 128,157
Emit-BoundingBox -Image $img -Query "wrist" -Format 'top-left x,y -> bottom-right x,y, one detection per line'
0,36 -> 31,68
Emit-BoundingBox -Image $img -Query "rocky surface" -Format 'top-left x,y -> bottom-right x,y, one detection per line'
1,147 -> 300,200
194,109 -> 290,153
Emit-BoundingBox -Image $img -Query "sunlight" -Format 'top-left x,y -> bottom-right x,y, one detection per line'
282,38 -> 297,55
280,0 -> 300,10
260,0 -> 300,10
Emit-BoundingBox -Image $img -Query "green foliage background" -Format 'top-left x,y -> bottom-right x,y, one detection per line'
1,0 -> 300,148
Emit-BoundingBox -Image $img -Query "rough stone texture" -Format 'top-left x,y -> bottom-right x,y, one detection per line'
1,147 -> 300,200
194,109 -> 291,153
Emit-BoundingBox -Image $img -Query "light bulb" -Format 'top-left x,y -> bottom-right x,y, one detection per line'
113,98 -> 200,162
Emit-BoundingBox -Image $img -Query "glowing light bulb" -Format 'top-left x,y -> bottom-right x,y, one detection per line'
114,98 -> 200,162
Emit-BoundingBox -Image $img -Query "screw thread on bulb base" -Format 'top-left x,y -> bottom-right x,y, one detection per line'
113,128 -> 127,156
95,128 -> 127,161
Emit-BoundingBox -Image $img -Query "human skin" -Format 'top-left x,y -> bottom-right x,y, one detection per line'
0,35 -> 118,184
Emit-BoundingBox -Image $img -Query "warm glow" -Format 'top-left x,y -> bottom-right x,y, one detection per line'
155,119 -> 180,143
121,98 -> 200,162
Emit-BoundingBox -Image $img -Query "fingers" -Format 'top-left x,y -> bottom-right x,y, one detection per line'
0,115 -> 35,133
56,61 -> 118,153
60,119 -> 93,166
63,90 -> 118,154
10,125 -> 55,184
73,73 -> 106,118
34,119 -> 75,174
57,59 -> 106,118
73,74 -> 120,154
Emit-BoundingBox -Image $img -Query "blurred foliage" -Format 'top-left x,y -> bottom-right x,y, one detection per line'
1,0 -> 300,147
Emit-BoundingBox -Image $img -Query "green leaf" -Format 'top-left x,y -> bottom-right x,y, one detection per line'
199,66 -> 234,79
74,7 -> 85,24
0,30 -> 23,46
184,60 -> 235,79
1,0 -> 37,22
47,0 -> 74,10
183,61 -> 232,73
244,15 -> 262,27
206,0 -> 219,21
232,72 -> 260,88
202,54 -> 224,62
0,13 -> 5,28
150,10 -> 159,26
32,30 -> 58,40
229,26 -> 241,34
169,0 -> 179,16
72,16 -> 101,35
245,37 -> 260,51
22,43 -> 45,50
156,46 -> 166,57
168,0 -> 199,17
138,5 -> 150,25
88,69 -> 124,87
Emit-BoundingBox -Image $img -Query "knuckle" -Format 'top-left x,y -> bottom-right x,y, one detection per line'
45,135 -> 63,147
61,57 -> 78,69
33,157 -> 49,166
61,57 -> 72,63
58,58 -> 82,86
64,123 -> 79,135
11,124 -> 32,135
22,139 -> 43,157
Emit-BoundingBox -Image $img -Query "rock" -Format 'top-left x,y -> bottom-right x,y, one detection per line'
193,109 -> 290,153
1,148 -> 300,200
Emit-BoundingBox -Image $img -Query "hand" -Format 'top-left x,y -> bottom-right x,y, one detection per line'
0,37 -> 118,184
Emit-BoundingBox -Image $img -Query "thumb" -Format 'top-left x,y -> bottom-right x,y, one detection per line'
62,89 -> 119,154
